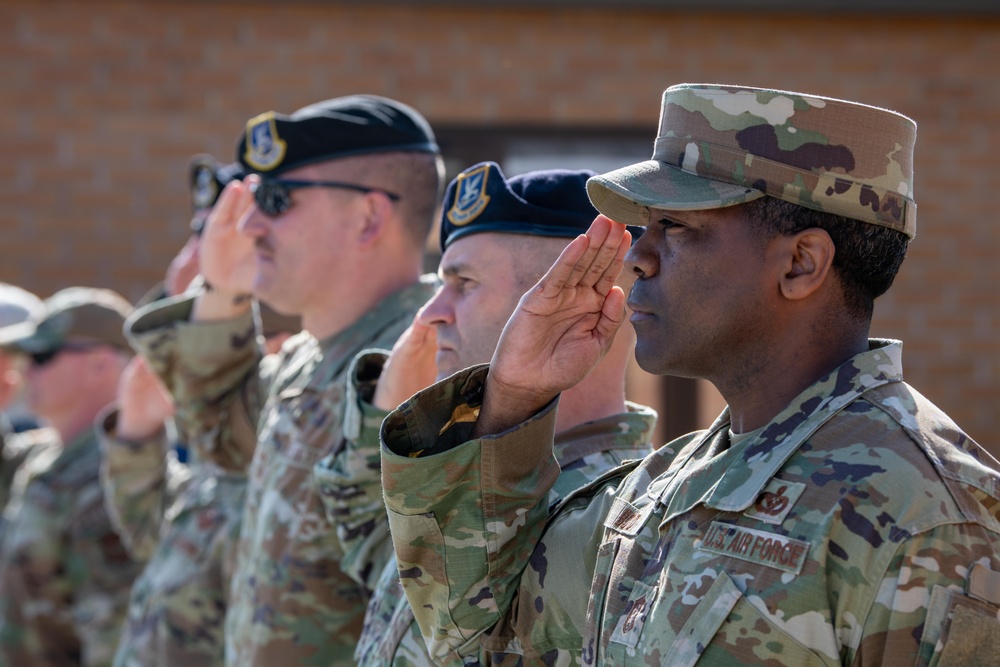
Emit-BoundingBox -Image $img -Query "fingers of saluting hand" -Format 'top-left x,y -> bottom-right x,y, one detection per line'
206,180 -> 252,236
593,220 -> 631,296
539,216 -> 629,296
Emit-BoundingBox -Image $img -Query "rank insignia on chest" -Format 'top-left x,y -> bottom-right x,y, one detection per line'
243,111 -> 287,171
743,478 -> 806,525
446,163 -> 491,226
700,521 -> 810,574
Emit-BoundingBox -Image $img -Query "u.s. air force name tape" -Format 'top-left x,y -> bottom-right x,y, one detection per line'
699,521 -> 810,574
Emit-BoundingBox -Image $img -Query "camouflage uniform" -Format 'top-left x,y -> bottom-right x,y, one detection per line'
312,352 -> 656,666
0,424 -> 59,549
585,84 -> 916,238
0,428 -> 141,667
381,341 -> 1000,666
128,277 -> 437,667
98,409 -> 247,667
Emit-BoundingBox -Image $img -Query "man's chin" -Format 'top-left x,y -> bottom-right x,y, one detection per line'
252,277 -> 281,305
435,365 -> 459,382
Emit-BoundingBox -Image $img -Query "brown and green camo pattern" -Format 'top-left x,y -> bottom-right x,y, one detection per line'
588,84 -> 917,237
99,410 -> 246,667
0,425 -> 59,550
314,353 -> 656,666
0,428 -> 141,667
381,341 -> 1000,666
128,277 -> 436,667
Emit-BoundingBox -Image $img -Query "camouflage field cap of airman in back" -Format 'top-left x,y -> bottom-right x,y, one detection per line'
587,83 -> 918,238
0,287 -> 133,354
0,283 -> 43,330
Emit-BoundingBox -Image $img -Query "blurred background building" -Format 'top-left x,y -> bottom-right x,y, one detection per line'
1,0 -> 996,450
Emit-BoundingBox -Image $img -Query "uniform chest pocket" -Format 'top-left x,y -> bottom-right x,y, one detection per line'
147,508 -> 226,595
659,571 -> 829,667
267,387 -> 345,469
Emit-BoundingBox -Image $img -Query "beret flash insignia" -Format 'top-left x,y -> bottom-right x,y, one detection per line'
447,163 -> 491,226
243,112 -> 287,171
191,163 -> 218,210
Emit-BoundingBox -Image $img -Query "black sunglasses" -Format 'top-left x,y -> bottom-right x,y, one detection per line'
29,342 -> 105,368
250,179 -> 402,217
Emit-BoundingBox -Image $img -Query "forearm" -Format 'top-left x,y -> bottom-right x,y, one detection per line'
381,365 -> 561,662
128,293 -> 264,469
190,279 -> 253,323
98,407 -> 188,561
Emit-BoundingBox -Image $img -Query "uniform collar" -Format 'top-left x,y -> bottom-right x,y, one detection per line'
288,276 -> 439,392
553,402 -> 656,468
659,339 -> 904,517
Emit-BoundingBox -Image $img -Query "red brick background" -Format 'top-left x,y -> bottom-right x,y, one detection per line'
1,2 -> 996,447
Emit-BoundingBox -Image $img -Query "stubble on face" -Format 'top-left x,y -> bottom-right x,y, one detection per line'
432,234 -> 566,380
250,165 -> 361,317
627,205 -> 776,383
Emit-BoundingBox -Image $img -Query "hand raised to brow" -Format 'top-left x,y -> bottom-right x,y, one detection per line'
117,356 -> 175,442
198,179 -> 256,296
372,316 -> 438,412
473,216 -> 630,437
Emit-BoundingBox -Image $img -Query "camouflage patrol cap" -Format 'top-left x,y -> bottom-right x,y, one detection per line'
235,95 -> 439,176
0,287 -> 133,354
0,283 -> 43,330
587,84 -> 918,238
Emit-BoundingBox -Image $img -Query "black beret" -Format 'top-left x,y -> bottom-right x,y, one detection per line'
440,162 -> 600,252
189,154 -> 245,212
235,95 -> 439,176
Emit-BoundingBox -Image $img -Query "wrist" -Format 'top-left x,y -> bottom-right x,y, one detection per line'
471,374 -> 556,438
111,407 -> 167,443
192,279 -> 253,322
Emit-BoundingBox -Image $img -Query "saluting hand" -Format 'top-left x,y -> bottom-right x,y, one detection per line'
117,356 -> 175,442
193,180 -> 257,321
372,315 -> 438,411
473,216 -> 630,437
198,179 -> 256,295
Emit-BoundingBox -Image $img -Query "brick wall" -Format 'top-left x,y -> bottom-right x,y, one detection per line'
1,1 -> 996,447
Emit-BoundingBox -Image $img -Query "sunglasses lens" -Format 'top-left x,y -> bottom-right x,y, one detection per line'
254,181 -> 291,217
30,349 -> 58,367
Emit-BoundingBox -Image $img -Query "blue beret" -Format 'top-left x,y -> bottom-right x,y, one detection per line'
189,154 -> 244,212
440,162 -> 604,253
235,95 -> 439,176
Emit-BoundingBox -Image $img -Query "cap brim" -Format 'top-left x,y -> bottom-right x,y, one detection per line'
0,321 -> 55,353
587,160 -> 765,226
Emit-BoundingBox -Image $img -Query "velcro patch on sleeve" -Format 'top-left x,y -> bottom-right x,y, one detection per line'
938,604 -> 1000,667
968,562 -> 1000,606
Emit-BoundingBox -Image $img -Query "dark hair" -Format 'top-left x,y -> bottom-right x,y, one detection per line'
744,197 -> 909,320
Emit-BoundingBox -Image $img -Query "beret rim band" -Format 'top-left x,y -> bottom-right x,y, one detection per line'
443,222 -> 592,251
244,141 -> 441,176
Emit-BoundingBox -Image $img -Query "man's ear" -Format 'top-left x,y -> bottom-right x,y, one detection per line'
357,192 -> 394,246
778,228 -> 835,301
